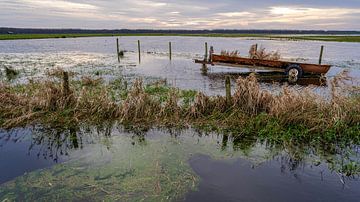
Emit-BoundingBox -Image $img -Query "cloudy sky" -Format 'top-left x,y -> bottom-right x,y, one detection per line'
1,0 -> 360,30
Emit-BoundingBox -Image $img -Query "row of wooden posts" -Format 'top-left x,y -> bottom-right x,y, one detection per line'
116,38 -> 210,63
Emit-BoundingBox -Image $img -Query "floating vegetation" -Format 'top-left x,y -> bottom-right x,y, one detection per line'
119,50 -> 125,57
3,66 -> 19,80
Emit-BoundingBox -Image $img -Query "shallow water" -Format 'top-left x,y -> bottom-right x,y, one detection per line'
187,154 -> 360,202
0,125 -> 359,201
0,36 -> 359,95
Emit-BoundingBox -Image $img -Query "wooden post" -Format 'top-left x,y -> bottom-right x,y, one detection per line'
138,40 -> 141,63
169,42 -> 172,60
201,64 -> 208,75
319,45 -> 324,65
209,46 -> 214,62
225,76 -> 231,105
204,42 -> 208,61
116,38 -> 120,62
63,71 -> 70,96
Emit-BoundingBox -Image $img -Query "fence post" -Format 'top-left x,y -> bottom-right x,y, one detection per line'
169,42 -> 172,60
138,40 -> 141,63
63,71 -> 70,96
116,38 -> 120,62
204,42 -> 208,61
225,76 -> 231,105
319,45 -> 324,65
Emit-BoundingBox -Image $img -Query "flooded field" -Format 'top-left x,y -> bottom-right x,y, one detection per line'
0,36 -> 360,201
1,36 -> 360,94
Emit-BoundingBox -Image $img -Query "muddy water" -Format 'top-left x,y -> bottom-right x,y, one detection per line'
0,126 -> 359,201
0,36 -> 360,95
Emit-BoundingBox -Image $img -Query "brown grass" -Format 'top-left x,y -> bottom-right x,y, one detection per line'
220,50 -> 240,57
0,70 -> 359,137
249,44 -> 281,60
81,76 -> 103,86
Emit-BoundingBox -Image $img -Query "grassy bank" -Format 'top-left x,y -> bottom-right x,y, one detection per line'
1,70 -> 359,146
270,35 -> 360,43
1,33 -> 360,42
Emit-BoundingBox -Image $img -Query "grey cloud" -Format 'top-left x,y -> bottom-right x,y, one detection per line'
0,0 -> 359,30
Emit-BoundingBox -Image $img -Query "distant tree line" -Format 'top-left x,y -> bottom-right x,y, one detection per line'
1,27 -> 359,35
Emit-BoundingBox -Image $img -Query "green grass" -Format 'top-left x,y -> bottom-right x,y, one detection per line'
0,33 -> 258,40
1,33 -> 359,42
269,35 -> 360,43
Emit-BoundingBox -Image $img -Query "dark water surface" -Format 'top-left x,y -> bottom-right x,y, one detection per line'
0,128 -> 57,184
186,155 -> 360,202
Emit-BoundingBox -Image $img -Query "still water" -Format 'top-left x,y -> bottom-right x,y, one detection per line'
0,36 -> 360,95
0,125 -> 359,201
0,36 -> 360,201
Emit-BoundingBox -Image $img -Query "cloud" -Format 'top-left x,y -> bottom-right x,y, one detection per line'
265,6 -> 360,23
216,12 -> 254,18
21,0 -> 99,12
0,0 -> 359,30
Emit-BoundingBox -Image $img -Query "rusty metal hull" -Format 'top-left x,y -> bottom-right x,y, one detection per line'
210,55 -> 331,74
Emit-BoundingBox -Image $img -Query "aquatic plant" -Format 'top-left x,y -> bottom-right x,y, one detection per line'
3,66 -> 19,80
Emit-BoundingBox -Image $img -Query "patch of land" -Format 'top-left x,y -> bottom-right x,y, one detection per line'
1,33 -> 360,42
269,35 -> 360,43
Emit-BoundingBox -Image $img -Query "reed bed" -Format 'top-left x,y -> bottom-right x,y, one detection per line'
0,70 -> 359,144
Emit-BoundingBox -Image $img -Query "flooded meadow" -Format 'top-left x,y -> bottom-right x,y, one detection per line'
0,36 -> 360,201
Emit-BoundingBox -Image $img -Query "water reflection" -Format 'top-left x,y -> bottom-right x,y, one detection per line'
1,124 -> 359,176
0,124 -> 359,201
205,71 -> 328,86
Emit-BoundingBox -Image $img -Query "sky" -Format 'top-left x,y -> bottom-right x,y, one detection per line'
1,0 -> 360,30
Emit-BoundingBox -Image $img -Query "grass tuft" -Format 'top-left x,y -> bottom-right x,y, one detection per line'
0,70 -> 359,145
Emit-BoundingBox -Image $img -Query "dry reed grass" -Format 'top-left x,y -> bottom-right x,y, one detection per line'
0,69 -> 358,139
220,50 -> 240,57
81,76 -> 103,86
233,74 -> 273,115
249,44 -> 281,60
119,79 -> 161,124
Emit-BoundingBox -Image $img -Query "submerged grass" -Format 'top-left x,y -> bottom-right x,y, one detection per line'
0,70 -> 359,145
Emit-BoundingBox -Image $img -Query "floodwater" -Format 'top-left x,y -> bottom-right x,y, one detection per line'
1,125 -> 360,201
0,36 -> 360,95
0,36 -> 360,201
